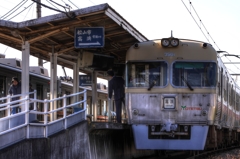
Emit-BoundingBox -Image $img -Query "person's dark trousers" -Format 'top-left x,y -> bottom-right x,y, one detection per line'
115,98 -> 124,123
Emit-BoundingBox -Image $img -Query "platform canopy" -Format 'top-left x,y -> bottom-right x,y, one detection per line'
0,3 -> 148,77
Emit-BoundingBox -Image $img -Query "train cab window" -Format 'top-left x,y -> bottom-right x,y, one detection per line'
236,93 -> 240,111
126,62 -> 168,88
172,62 -> 217,88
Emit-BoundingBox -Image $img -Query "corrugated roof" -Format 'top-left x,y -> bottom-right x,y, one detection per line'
0,3 -> 148,76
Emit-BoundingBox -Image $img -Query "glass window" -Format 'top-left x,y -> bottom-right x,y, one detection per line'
126,62 -> 168,88
172,62 -> 217,88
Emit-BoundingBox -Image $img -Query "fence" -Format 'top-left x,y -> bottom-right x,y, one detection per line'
0,89 -> 87,149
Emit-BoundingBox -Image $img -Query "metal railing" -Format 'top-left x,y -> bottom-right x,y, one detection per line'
0,90 -> 87,149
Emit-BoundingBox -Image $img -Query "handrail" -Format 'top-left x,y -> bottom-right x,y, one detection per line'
0,91 -> 36,101
0,89 -> 87,149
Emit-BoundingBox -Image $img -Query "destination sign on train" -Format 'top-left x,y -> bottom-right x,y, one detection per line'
74,27 -> 104,48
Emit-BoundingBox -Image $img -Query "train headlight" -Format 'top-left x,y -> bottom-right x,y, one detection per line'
132,109 -> 139,116
170,38 -> 179,47
163,97 -> 175,109
161,38 -> 170,47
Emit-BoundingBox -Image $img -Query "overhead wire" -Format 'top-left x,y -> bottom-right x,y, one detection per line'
22,2 -> 34,21
32,0 -> 66,14
68,0 -> 79,9
8,2 -> 34,21
181,0 -> 210,44
31,0 -> 35,19
190,2 -> 221,51
46,0 -> 61,10
1,0 -> 28,20
88,0 -> 95,5
61,0 -> 71,9
224,56 -> 240,74
181,0 -> 220,51
3,47 -> 8,54
0,0 -> 26,19
182,0 -> 240,80
49,0 -> 71,11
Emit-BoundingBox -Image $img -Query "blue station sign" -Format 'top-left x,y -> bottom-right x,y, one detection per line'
79,75 -> 92,86
74,27 -> 104,48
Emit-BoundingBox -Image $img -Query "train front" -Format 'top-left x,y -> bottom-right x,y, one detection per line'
125,38 -> 217,150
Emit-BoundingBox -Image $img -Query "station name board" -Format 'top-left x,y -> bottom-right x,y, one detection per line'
74,27 -> 104,48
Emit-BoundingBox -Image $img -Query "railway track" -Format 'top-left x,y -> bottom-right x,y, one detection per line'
133,146 -> 240,159
186,146 -> 240,159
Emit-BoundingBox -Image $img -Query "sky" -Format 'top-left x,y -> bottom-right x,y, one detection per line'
0,0 -> 240,85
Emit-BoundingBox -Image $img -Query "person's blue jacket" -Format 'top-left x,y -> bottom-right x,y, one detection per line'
8,82 -> 21,101
108,76 -> 125,101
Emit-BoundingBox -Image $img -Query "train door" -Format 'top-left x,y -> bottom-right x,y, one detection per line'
87,96 -> 92,115
36,84 -> 44,121
0,75 -> 6,117
236,93 -> 240,128
223,74 -> 227,124
216,68 -> 223,124
220,68 -> 223,117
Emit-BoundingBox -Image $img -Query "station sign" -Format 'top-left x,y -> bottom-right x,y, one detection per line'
74,27 -> 104,48
79,75 -> 92,86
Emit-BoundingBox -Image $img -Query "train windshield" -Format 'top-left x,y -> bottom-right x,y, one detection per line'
126,62 -> 168,88
172,62 -> 217,88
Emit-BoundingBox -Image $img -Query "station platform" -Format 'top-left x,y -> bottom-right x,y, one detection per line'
89,122 -> 130,131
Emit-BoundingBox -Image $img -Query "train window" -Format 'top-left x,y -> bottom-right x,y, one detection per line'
126,62 -> 167,88
0,76 -> 6,117
16,60 -> 21,67
172,62 -> 217,88
236,94 -> 240,111
223,76 -> 227,101
40,68 -> 44,74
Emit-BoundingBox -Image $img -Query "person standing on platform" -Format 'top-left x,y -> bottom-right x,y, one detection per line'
8,77 -> 21,114
107,70 -> 125,123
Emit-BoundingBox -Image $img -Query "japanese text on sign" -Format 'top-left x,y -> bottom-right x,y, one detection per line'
75,27 -> 104,48
79,75 -> 92,86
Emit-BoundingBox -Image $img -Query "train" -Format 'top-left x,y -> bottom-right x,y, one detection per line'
124,37 -> 240,150
0,54 -> 109,121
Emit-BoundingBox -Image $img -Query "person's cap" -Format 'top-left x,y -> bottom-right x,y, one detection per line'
12,77 -> 19,83
107,70 -> 114,76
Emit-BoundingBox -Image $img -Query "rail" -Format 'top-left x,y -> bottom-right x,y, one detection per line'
0,90 -> 87,149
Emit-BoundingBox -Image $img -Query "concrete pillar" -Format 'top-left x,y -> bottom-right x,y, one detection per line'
92,71 -> 97,121
72,63 -> 77,110
72,54 -> 80,108
49,50 -> 57,121
21,41 -> 30,111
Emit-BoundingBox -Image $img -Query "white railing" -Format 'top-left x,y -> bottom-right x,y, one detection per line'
0,90 -> 87,149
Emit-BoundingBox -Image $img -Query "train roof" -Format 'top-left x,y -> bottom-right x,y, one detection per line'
0,3 -> 148,78
135,38 -> 211,45
0,59 -> 107,93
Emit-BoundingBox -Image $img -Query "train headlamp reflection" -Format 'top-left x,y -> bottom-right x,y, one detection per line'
161,38 -> 179,47
161,39 -> 170,47
163,97 -> 175,109
170,38 -> 179,47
